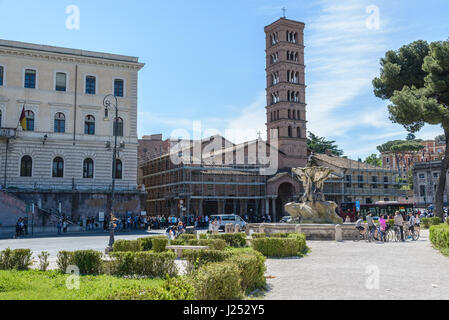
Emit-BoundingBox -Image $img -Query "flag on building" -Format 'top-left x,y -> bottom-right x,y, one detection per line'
19,106 -> 26,130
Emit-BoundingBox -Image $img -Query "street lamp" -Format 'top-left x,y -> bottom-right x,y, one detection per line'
103,94 -> 119,251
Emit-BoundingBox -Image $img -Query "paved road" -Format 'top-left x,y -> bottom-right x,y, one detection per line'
264,230 -> 449,300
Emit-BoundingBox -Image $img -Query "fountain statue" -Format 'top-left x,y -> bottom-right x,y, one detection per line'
285,167 -> 343,224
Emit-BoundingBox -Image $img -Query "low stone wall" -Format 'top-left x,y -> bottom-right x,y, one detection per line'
246,223 -> 359,241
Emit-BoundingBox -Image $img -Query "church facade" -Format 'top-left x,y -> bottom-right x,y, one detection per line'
139,18 -> 405,221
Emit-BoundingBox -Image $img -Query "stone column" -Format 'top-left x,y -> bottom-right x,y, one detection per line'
218,200 -> 225,215
186,198 -> 191,216
265,198 -> 269,216
335,225 -> 343,242
199,199 -> 203,216
261,200 -> 266,218
271,198 -> 277,223
233,200 -> 237,214
255,200 -> 260,217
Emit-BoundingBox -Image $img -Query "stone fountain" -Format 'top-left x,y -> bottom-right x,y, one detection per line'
285,167 -> 343,224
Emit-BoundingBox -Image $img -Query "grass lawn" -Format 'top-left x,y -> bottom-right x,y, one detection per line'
0,270 -> 164,300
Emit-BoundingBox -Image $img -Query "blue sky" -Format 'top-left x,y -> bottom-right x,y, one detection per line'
1,0 -> 448,159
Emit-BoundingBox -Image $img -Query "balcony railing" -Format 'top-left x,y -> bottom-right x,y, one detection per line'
0,128 -> 16,139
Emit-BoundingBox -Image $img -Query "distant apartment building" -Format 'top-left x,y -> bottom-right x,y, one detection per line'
313,153 -> 406,205
0,39 -> 145,223
413,161 -> 449,207
382,140 -> 446,173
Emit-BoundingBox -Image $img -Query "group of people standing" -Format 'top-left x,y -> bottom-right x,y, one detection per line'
355,211 -> 421,242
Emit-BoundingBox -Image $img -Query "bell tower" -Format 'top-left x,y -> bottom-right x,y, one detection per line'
265,18 -> 308,168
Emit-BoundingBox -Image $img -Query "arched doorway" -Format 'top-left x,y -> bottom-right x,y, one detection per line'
276,183 -> 294,218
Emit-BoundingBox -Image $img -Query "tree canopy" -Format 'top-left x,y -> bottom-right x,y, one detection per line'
373,39 -> 449,219
307,132 -> 344,156
364,154 -> 382,167
377,139 -> 424,154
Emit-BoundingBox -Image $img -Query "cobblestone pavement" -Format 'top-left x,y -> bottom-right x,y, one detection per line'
264,230 -> 449,300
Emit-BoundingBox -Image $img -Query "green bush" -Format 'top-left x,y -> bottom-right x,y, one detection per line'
0,249 -> 33,270
71,250 -> 103,275
422,217 -> 442,229
168,239 -> 185,246
288,233 -> 308,256
56,251 -> 74,273
191,261 -> 243,300
251,233 -> 266,239
268,232 -> 291,238
137,237 -> 154,251
0,248 -> 13,270
184,250 -> 232,272
113,240 -> 143,252
109,251 -> 177,278
187,239 -> 227,251
430,224 -> 449,250
38,251 -> 50,272
199,233 -> 208,240
210,233 -> 247,248
178,234 -> 196,241
226,252 -> 266,293
152,238 -> 168,253
109,277 -> 196,300
252,238 -> 299,257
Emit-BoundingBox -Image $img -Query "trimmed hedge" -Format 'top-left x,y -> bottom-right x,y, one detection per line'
191,261 -> 243,300
252,237 -> 299,258
268,232 -> 291,238
288,233 -> 308,256
251,233 -> 266,239
138,237 -> 153,251
210,233 -> 247,248
177,234 -> 196,241
56,250 -> 103,275
422,217 -> 443,229
228,251 -> 266,293
71,250 -> 103,275
168,239 -> 186,246
109,251 -> 177,278
0,248 -> 33,271
113,240 -> 143,252
152,238 -> 169,253
109,277 -> 195,300
199,233 -> 208,240
184,249 -> 232,273
430,224 -> 449,250
187,239 -> 227,251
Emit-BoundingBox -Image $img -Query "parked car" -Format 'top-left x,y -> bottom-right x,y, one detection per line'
280,216 -> 293,223
209,214 -> 246,231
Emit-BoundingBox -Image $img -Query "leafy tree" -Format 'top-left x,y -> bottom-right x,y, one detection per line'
377,140 -> 424,171
307,132 -> 344,156
406,133 -> 416,141
373,40 -> 449,219
364,154 -> 382,167
435,134 -> 446,145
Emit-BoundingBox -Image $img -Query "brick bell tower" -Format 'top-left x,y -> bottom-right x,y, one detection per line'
265,18 -> 308,168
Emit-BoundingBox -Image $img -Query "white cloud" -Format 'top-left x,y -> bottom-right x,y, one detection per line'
306,0 -> 391,137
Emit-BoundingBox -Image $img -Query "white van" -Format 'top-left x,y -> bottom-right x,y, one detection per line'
209,214 -> 246,231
